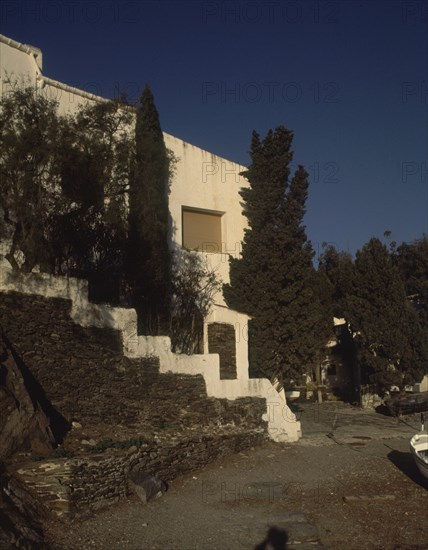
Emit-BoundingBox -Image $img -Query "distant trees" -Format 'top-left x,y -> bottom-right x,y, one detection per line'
224,126 -> 332,388
320,237 -> 427,394
347,238 -> 426,390
393,236 -> 428,387
393,236 -> 428,330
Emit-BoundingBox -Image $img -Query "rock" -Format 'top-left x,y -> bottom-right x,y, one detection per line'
128,468 -> 167,504
81,439 -> 96,447
0,466 -> 49,549
0,331 -> 56,457
72,422 -> 82,429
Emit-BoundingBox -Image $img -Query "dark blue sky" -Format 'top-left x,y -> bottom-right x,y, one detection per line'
1,0 -> 427,256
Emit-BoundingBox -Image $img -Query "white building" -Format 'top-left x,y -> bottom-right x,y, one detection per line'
0,34 -> 301,442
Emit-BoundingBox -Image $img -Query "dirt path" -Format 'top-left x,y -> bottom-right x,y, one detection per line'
44,402 -> 428,550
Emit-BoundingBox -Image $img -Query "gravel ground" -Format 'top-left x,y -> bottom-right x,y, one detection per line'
44,402 -> 428,550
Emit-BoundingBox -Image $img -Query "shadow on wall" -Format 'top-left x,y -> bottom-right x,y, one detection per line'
254,526 -> 289,549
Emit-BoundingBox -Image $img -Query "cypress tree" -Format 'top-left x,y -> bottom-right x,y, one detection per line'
127,86 -> 171,333
224,126 -> 331,387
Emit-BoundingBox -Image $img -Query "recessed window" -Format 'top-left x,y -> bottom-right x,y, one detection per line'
182,207 -> 223,253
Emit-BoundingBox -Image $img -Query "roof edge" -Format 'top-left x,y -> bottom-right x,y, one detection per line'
0,34 -> 42,69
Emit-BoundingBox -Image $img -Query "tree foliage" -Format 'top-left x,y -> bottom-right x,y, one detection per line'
127,86 -> 171,333
52,100 -> 134,302
342,238 -> 426,392
318,244 -> 354,319
394,236 -> 428,329
224,126 -> 332,387
0,83 -> 135,302
170,248 -> 220,354
0,84 -> 64,272
1,83 -> 218,347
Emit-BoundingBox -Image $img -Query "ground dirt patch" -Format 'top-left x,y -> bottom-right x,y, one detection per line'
43,402 -> 428,550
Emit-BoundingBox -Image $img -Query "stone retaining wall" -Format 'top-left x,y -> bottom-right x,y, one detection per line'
16,430 -> 266,518
0,291 -> 267,443
0,262 -> 301,443
1,284 -> 270,519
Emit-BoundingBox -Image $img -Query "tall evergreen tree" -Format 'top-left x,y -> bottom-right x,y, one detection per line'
224,126 -> 332,387
346,237 -> 426,392
127,86 -> 171,333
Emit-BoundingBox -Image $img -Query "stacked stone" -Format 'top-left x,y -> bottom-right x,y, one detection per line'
207,323 -> 237,379
0,291 -> 267,441
18,429 -> 266,518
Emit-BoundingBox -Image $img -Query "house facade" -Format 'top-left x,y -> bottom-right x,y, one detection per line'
0,34 -> 302,442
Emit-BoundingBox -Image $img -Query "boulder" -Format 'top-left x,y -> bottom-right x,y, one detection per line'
0,465 -> 49,549
0,331 -> 56,457
128,468 -> 167,504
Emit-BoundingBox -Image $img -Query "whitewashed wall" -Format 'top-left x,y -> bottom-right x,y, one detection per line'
164,133 -> 248,294
414,376 -> 428,393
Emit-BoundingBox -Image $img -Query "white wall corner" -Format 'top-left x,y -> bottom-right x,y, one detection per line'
262,390 -> 302,443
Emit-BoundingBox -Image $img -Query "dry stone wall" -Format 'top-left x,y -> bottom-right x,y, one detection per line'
72,430 -> 265,514
17,429 -> 266,518
0,291 -> 267,441
0,263 -> 302,444
0,466 -> 49,550
208,322 -> 237,379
